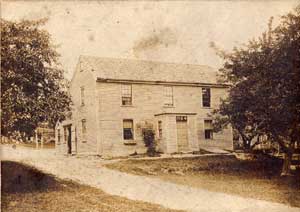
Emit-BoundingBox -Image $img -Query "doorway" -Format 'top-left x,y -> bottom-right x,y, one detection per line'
176,116 -> 189,152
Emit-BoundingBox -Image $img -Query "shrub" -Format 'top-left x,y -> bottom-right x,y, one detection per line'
142,128 -> 156,156
138,121 -> 157,157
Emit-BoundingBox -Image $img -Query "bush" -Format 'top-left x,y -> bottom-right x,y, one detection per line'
142,128 -> 156,156
137,121 -> 157,157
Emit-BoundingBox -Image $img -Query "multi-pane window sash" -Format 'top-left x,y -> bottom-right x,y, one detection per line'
122,84 -> 132,105
123,119 -> 134,140
176,116 -> 187,121
202,87 -> 211,107
164,86 -> 173,106
204,120 -> 213,139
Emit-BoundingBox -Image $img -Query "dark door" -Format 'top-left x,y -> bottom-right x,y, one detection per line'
67,125 -> 72,154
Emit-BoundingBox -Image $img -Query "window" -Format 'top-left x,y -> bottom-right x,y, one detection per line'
158,121 -> 162,138
204,120 -> 213,139
176,116 -> 187,122
57,129 -> 61,144
81,119 -> 87,134
121,84 -> 132,105
123,119 -> 134,140
80,87 -> 85,106
202,88 -> 211,107
164,86 -> 173,106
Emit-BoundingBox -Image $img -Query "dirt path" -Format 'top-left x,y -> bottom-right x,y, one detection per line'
1,145 -> 299,212
2,161 -> 181,212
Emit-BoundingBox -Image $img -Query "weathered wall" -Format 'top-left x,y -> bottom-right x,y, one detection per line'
70,65 -> 99,154
56,64 -> 99,155
197,87 -> 233,150
96,82 -> 233,156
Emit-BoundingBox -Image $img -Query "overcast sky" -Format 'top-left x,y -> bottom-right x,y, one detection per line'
2,1 -> 299,79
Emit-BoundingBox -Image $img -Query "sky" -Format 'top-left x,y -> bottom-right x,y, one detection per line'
2,1 -> 299,79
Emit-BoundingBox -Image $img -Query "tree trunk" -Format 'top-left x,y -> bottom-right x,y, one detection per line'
240,134 -> 250,152
280,140 -> 295,176
281,151 -> 293,176
243,139 -> 253,152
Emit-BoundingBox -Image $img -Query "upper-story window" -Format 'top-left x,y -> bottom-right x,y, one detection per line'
80,86 -> 85,106
164,86 -> 173,106
202,87 -> 211,107
122,84 -> 132,105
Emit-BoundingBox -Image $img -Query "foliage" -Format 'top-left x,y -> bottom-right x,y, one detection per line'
1,19 -> 71,139
211,6 -> 300,175
138,121 -> 157,156
212,86 -> 264,151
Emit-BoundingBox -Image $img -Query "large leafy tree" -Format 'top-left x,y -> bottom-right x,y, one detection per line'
212,82 -> 264,151
1,19 -> 71,139
211,6 -> 300,175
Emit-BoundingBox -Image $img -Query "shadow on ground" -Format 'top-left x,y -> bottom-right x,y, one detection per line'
1,161 -> 182,212
1,161 -> 59,194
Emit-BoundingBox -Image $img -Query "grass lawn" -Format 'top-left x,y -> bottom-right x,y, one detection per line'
1,161 -> 182,212
106,155 -> 300,207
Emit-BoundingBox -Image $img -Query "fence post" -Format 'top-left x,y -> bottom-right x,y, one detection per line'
75,126 -> 78,154
41,135 -> 44,149
35,130 -> 39,149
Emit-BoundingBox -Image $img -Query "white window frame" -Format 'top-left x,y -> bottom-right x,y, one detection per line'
164,86 -> 174,107
121,84 -> 132,106
204,119 -> 213,140
123,119 -> 134,140
202,87 -> 211,108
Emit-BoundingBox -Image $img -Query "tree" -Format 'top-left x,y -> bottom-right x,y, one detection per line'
211,6 -> 300,176
212,84 -> 264,151
1,19 -> 71,139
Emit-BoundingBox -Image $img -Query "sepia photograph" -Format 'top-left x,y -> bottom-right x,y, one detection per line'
1,1 -> 300,211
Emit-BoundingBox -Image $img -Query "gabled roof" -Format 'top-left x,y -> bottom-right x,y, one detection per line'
78,55 -> 222,85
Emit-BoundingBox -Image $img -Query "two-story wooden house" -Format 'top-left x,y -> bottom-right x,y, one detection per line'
55,56 -> 233,156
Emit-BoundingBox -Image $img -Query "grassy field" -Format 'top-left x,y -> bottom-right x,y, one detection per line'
106,155 -> 300,207
1,161 -> 183,212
